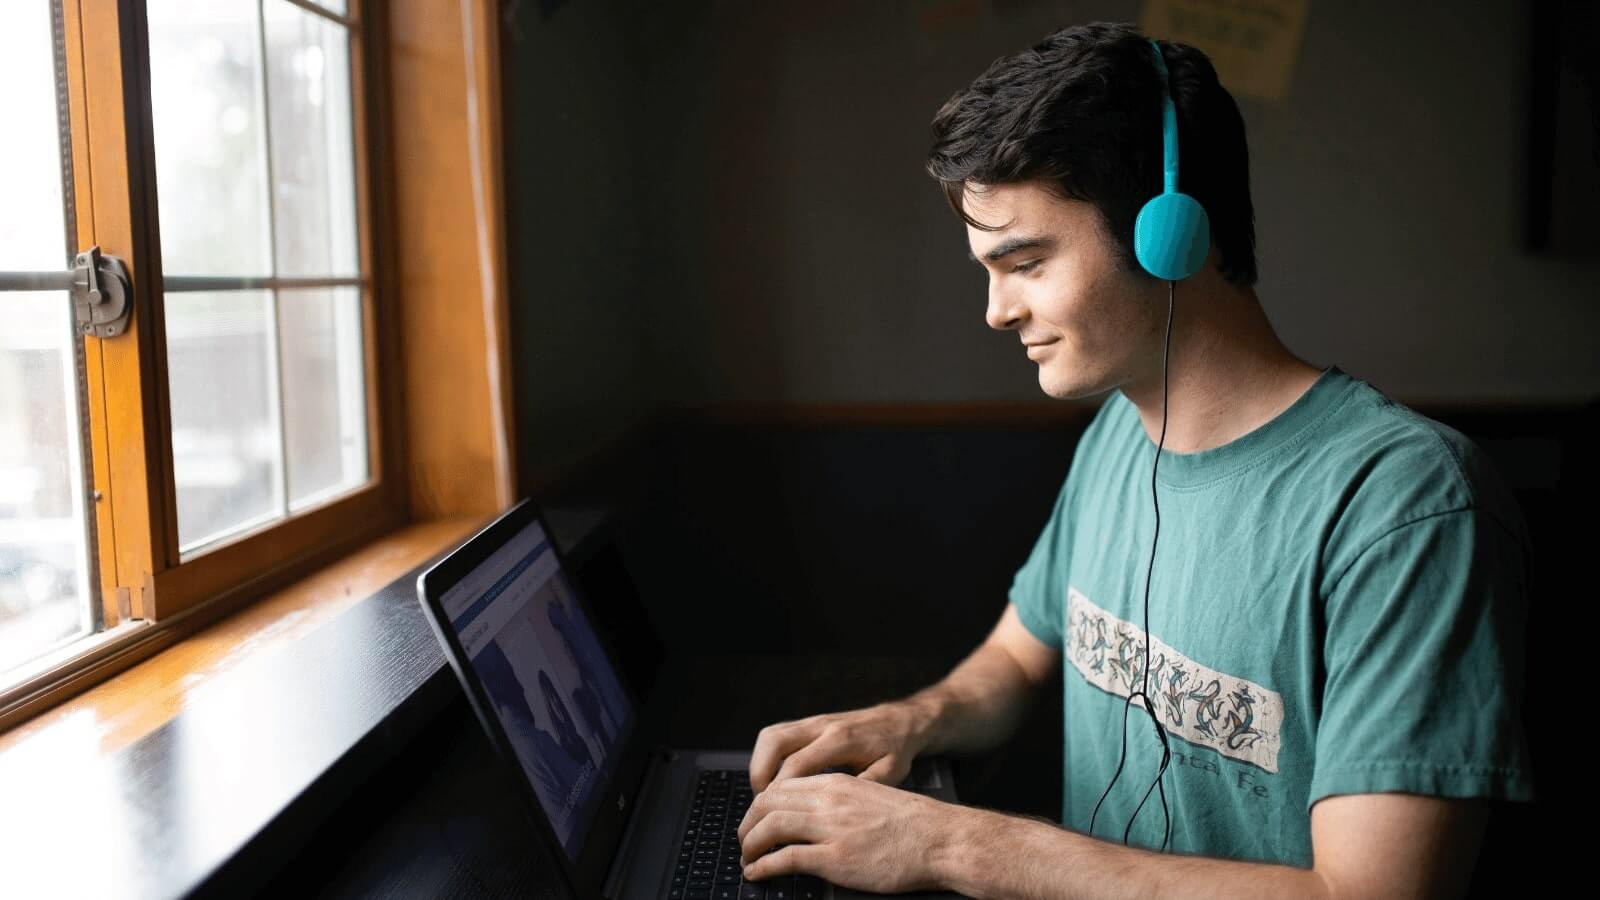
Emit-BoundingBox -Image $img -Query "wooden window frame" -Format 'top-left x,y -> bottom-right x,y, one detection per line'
1,0 -> 515,731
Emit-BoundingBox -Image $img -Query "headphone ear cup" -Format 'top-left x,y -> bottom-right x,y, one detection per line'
1134,191 -> 1211,281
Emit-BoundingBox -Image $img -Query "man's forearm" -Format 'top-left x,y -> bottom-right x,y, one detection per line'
898,640 -> 1042,758
934,807 -> 1333,900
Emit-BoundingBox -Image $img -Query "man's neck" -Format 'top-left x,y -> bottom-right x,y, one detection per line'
1119,284 -> 1323,455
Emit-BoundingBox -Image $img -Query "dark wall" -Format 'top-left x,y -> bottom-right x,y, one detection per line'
633,0 -> 1600,406
615,419 -> 1086,664
501,1 -> 1599,442
498,0 -> 669,483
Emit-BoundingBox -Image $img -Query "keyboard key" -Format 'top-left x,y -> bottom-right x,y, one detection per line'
739,883 -> 766,900
670,890 -> 684,900
767,877 -> 794,900
796,877 -> 824,900
715,887 -> 739,900
687,890 -> 711,900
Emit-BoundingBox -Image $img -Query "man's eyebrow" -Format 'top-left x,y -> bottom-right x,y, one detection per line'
967,234 -> 1059,264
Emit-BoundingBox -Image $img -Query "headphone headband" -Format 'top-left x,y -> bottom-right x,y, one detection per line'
1149,39 -> 1180,194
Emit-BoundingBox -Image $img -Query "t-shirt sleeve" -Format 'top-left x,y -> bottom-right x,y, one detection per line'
1309,507 -> 1537,810
1008,474 -> 1074,650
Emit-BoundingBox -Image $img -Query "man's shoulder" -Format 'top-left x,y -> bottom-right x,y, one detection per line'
1315,376 -> 1529,569
1327,378 -> 1510,507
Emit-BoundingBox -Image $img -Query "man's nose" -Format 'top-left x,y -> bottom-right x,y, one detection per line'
985,279 -> 1024,331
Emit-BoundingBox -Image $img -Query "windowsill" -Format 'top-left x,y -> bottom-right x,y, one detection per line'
0,505 -> 614,899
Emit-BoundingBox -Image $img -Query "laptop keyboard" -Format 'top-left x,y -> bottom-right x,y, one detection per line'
668,769 -> 828,900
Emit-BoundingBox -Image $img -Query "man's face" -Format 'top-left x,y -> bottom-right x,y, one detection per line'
964,180 -> 1159,399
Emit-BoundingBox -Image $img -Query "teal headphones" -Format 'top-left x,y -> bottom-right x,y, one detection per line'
1133,39 -> 1211,281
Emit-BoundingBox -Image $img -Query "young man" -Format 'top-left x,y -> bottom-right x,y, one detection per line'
735,22 -> 1534,899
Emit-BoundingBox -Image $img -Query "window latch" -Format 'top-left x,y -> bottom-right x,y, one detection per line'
72,247 -> 133,338
0,246 -> 134,338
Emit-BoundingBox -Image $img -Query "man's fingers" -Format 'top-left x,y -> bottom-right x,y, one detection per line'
744,842 -> 826,883
770,739 -> 846,786
857,754 -> 909,787
738,777 -> 822,842
739,810 -> 821,865
749,720 -> 823,791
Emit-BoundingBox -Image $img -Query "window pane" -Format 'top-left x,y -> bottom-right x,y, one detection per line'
0,296 -> 93,674
265,1 -> 359,277
148,0 -> 272,276
280,288 -> 366,509
166,293 -> 281,552
0,9 -> 70,272
151,0 -> 372,553
0,1 -> 94,676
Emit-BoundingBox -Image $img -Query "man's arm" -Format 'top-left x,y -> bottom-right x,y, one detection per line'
934,791 -> 1491,900
749,604 -> 1059,788
739,776 -> 1490,899
904,603 -> 1061,757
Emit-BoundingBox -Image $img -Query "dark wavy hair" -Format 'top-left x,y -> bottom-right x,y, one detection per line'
925,22 -> 1258,287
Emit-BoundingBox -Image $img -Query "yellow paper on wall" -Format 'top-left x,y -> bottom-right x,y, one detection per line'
1140,0 -> 1311,103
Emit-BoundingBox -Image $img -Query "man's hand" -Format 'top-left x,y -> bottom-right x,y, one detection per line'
748,702 -> 935,791
736,772 -> 966,894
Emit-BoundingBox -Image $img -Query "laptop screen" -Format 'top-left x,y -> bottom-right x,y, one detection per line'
439,517 -> 636,860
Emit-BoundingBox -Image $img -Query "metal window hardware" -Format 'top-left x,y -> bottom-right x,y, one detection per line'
0,246 -> 134,338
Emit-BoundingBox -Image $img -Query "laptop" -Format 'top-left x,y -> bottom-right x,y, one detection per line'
416,499 -> 965,900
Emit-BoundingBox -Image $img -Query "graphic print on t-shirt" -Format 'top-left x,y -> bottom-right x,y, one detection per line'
1066,586 -> 1284,773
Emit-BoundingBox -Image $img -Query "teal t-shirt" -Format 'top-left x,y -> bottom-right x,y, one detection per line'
1008,365 -> 1536,867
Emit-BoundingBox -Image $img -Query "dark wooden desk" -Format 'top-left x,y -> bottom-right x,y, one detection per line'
0,508 -> 615,900
257,653 -> 957,898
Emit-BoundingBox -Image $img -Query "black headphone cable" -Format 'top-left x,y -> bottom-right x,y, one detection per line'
1088,278 -> 1175,852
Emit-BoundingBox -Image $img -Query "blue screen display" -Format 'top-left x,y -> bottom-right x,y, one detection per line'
441,519 -> 635,859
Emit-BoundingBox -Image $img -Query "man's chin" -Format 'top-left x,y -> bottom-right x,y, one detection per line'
1037,365 -> 1106,401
